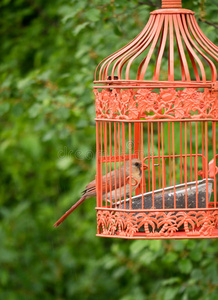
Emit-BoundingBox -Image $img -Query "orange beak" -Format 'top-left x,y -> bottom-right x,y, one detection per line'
142,163 -> 148,170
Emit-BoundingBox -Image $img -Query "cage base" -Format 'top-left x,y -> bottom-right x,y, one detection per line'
96,228 -> 218,239
97,207 -> 218,239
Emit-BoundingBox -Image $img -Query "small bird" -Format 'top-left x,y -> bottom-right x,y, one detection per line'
208,155 -> 218,178
198,155 -> 218,178
53,159 -> 147,227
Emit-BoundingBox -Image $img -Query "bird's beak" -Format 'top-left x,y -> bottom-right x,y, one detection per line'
142,163 -> 149,170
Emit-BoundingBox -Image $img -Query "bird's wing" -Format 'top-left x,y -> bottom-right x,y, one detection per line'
83,169 -> 125,197
101,169 -> 125,194
82,179 -> 97,197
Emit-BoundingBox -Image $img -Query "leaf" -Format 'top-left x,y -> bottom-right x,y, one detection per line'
42,130 -> 54,141
164,287 -> 180,300
163,252 -> 178,263
73,22 -> 90,36
162,277 -> 181,286
85,8 -> 101,22
0,102 -> 10,116
138,251 -> 156,266
12,103 -> 23,116
12,202 -> 30,218
54,107 -> 70,120
56,157 -> 73,170
130,240 -> 149,255
28,103 -> 41,118
149,240 -> 162,252
0,248 -> 17,263
178,258 -> 193,274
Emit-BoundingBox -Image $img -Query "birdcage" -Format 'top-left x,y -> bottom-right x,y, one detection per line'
94,0 -> 218,239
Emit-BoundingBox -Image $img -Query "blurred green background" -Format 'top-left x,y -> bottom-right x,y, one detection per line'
0,0 -> 218,299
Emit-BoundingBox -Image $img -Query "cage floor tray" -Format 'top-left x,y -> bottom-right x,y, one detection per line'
115,179 -> 213,209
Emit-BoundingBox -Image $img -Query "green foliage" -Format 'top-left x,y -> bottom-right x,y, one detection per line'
0,0 -> 217,299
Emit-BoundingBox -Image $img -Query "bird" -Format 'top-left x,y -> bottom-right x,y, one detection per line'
53,159 -> 147,227
208,155 -> 218,178
198,155 -> 218,178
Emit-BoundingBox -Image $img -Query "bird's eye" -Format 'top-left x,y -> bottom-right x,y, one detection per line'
135,162 -> 139,167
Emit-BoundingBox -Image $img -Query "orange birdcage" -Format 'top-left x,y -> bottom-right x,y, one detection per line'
94,0 -> 218,239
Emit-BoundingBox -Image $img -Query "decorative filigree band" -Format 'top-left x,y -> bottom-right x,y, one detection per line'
94,88 -> 217,120
97,209 -> 218,238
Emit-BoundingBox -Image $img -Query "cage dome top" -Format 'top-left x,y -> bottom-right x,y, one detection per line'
94,0 -> 218,89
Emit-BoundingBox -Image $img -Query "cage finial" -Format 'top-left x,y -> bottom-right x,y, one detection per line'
162,0 -> 182,8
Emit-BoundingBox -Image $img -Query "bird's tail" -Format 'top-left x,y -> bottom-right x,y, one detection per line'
53,195 -> 86,227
